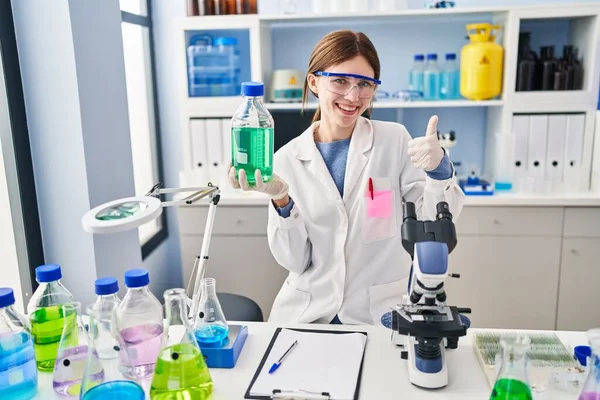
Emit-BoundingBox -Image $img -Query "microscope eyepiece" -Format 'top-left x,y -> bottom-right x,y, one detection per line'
436,202 -> 452,221
403,201 -> 417,221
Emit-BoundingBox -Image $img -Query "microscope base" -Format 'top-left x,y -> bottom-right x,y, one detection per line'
404,335 -> 448,389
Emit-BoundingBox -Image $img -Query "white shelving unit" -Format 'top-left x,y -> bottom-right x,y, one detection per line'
176,2 -> 600,205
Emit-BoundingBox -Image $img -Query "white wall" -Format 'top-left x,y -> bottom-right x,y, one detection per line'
12,0 -> 142,307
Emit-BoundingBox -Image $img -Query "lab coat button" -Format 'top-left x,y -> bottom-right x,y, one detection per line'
293,213 -> 299,219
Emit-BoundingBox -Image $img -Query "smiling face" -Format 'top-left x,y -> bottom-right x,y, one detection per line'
308,55 -> 376,130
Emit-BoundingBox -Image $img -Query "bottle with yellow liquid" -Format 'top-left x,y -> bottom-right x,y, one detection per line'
150,288 -> 213,400
27,265 -> 76,372
460,23 -> 504,100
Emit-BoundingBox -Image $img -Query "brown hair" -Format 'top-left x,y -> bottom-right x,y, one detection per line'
302,30 -> 380,123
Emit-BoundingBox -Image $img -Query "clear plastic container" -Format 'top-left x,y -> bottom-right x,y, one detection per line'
89,278 -> 121,360
231,82 -> 275,184
114,269 -> 164,379
0,288 -> 37,399
214,37 -> 240,96
440,53 -> 460,99
409,54 -> 425,94
194,279 -> 229,348
187,35 -> 238,97
424,53 -> 441,100
26,264 -> 75,372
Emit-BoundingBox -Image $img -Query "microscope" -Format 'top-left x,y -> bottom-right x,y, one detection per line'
391,200 -> 471,389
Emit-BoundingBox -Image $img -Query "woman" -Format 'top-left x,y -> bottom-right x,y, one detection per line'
229,30 -> 465,325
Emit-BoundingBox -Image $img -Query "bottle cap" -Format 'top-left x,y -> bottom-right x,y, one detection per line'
214,37 -> 237,46
35,264 -> 62,283
414,54 -> 425,61
427,53 -> 438,60
0,288 -> 15,308
242,82 -> 264,97
124,268 -> 150,288
95,277 -> 119,295
446,53 -> 456,60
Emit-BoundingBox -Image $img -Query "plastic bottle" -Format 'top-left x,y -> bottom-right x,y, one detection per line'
27,264 -> 76,371
231,82 -> 275,184
114,269 -> 164,379
424,53 -> 441,100
408,54 -> 425,95
150,288 -> 213,399
194,278 -> 229,348
89,278 -> 121,360
0,288 -> 37,399
440,53 -> 460,99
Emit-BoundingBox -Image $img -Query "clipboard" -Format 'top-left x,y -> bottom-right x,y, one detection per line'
244,327 -> 368,400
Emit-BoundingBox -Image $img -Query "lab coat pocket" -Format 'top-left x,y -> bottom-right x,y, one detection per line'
368,277 -> 409,326
361,177 -> 398,243
268,280 -> 311,323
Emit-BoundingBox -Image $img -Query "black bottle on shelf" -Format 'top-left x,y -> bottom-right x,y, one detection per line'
516,32 -> 537,91
554,63 -> 567,90
541,46 -> 558,91
572,46 -> 584,90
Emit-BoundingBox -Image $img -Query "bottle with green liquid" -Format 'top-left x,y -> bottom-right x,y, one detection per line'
150,288 -> 213,400
490,334 -> 533,400
231,82 -> 274,185
26,265 -> 75,372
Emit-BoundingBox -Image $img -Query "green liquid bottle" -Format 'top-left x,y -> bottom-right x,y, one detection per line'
150,289 -> 213,400
27,265 -> 75,371
489,335 -> 533,400
231,82 -> 274,185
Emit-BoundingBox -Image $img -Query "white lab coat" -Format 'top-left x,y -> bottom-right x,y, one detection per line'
267,117 -> 465,325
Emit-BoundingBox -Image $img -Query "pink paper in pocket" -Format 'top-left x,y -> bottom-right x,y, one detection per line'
367,190 -> 393,218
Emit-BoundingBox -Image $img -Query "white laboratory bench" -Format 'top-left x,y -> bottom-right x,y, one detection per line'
35,322 -> 588,399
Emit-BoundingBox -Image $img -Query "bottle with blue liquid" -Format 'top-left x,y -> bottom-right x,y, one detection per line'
424,53 -> 441,100
194,278 -> 229,348
408,54 -> 425,95
441,53 -> 460,99
0,288 -> 37,400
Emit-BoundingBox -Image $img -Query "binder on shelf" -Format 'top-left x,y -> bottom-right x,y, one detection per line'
564,114 -> 586,190
244,327 -> 367,400
190,119 -> 209,183
527,114 -> 548,182
511,115 -> 530,191
545,114 -> 567,183
205,118 -> 223,184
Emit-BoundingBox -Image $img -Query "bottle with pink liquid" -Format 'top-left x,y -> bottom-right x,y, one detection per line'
579,328 -> 600,400
114,269 -> 164,379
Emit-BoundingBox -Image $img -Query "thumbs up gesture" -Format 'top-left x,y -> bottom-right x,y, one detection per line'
407,115 -> 445,172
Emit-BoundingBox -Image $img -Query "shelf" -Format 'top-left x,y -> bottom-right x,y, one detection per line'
265,99 -> 504,111
464,192 -> 600,206
508,91 -> 597,113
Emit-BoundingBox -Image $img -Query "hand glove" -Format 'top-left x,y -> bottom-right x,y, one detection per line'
407,115 -> 445,172
228,166 -> 289,201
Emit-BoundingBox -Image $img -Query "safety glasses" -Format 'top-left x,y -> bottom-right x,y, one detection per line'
313,71 -> 381,99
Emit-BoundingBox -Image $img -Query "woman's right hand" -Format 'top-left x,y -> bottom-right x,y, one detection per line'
228,166 -> 289,202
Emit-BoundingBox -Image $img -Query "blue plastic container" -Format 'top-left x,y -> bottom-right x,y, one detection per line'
187,35 -> 239,97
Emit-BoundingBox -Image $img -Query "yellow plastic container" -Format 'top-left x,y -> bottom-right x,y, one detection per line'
460,23 -> 504,100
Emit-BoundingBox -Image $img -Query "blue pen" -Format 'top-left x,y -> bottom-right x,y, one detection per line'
268,340 -> 298,374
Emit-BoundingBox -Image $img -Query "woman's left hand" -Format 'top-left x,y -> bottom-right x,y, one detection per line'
407,115 -> 444,171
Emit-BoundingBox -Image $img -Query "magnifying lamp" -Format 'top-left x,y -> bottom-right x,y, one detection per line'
81,182 -> 221,324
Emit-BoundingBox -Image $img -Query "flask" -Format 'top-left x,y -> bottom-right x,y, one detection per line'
114,269 -> 164,379
80,307 -> 145,400
408,54 -> 425,94
423,53 -> 441,100
489,334 -> 533,400
52,302 -> 104,396
89,277 -> 121,359
578,328 -> 600,400
440,53 -> 460,99
231,82 -> 275,184
150,288 -> 213,399
194,278 -> 229,348
0,288 -> 37,400
27,264 -> 76,371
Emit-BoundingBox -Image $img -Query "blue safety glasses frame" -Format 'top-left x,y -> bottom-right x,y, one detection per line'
313,71 -> 382,99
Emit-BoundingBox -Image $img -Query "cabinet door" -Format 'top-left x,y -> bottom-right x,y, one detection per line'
180,235 -> 288,321
557,238 -> 600,331
445,236 -> 561,330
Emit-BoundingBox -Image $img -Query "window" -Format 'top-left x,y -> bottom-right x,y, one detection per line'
120,0 -> 167,257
